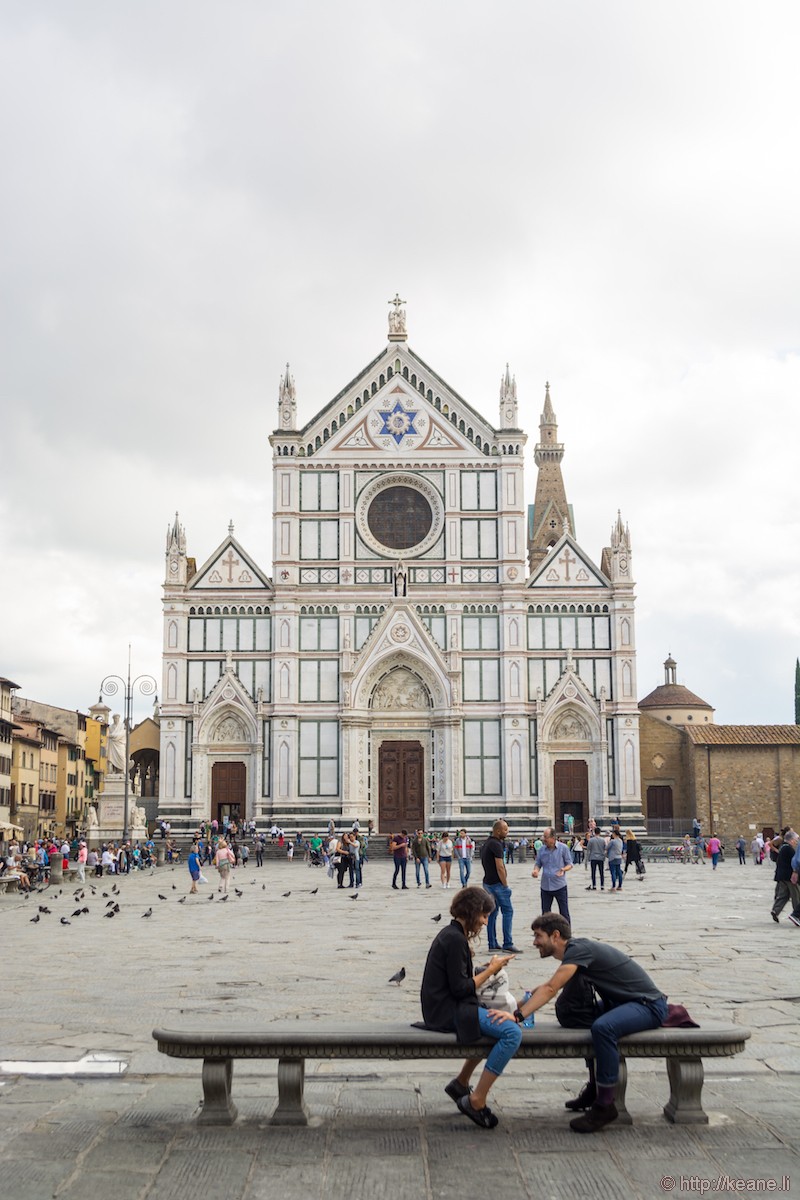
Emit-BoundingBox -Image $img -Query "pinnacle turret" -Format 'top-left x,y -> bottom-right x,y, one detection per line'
278,363 -> 297,430
499,364 -> 518,428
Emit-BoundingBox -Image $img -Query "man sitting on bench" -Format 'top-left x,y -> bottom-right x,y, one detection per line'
516,913 -> 668,1134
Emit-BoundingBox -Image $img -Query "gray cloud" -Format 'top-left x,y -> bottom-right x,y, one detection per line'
1,0 -> 798,722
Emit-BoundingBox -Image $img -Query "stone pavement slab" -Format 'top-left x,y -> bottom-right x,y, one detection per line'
1,857 -> 798,1197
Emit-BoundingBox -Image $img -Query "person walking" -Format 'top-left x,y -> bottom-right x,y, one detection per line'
707,834 -> 722,869
531,827 -> 573,921
606,830 -> 624,891
214,837 -> 235,895
454,829 -> 475,887
411,829 -> 432,888
771,830 -> 799,923
481,819 -> 522,953
735,835 -> 747,865
76,839 -> 88,883
438,831 -> 454,889
188,842 -> 201,894
586,829 -> 606,891
623,830 -> 643,879
390,830 -> 409,890
421,886 -> 522,1129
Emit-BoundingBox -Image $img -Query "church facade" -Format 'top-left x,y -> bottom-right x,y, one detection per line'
158,302 -> 643,835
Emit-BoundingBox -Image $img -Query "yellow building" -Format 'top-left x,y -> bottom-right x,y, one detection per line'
38,725 -> 58,838
10,717 -> 42,842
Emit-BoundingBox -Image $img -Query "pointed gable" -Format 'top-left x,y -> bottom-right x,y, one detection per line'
301,344 -> 502,459
527,534 -> 608,590
189,536 -> 271,591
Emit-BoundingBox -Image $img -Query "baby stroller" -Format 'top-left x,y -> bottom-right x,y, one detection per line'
308,847 -> 324,868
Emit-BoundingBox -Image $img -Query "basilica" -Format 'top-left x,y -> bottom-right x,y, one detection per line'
158,301 -> 643,835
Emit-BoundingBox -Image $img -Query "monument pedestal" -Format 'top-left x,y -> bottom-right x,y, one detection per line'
96,773 -> 127,842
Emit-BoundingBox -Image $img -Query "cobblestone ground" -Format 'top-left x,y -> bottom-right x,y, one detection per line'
1,854 -> 798,1198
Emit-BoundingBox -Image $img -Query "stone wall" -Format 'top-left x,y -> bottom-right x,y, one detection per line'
689,743 -> 800,840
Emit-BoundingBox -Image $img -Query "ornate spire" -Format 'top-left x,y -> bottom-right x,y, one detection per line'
610,509 -> 631,552
228,519 -> 235,537
165,512 -> 187,585
278,363 -> 297,430
166,511 -> 186,555
499,363 -> 518,427
387,293 -> 407,342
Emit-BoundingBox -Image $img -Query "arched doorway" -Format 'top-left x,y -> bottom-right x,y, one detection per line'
212,761 -> 245,826
553,759 -> 588,832
379,741 -> 424,832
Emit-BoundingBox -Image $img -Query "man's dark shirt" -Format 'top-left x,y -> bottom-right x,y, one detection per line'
775,842 -> 796,882
563,938 -> 665,1007
481,836 -> 505,885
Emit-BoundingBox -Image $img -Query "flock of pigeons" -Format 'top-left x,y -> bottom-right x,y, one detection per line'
18,872 -> 446,987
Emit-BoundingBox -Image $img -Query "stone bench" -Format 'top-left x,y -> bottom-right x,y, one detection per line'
153,1020 -> 749,1129
0,876 -> 20,894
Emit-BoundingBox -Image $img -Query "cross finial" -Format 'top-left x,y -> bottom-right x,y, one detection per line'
228,519 -> 234,537
388,293 -> 407,341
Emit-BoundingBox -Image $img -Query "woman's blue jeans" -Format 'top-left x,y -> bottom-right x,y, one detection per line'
591,996 -> 668,1085
608,860 -> 623,888
477,1008 -> 523,1076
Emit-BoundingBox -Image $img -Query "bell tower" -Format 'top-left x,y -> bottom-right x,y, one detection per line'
528,383 -> 575,570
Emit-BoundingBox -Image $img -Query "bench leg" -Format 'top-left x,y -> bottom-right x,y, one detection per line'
613,1058 -> 633,1125
271,1057 -> 309,1126
198,1058 -> 238,1125
663,1056 -> 707,1124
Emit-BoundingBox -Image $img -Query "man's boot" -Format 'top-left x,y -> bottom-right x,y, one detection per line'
564,1080 -> 597,1111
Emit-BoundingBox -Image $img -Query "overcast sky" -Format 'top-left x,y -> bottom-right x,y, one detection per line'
1,0 -> 798,725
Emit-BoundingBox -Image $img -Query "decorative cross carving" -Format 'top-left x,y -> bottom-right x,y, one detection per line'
558,549 -> 576,580
222,549 -> 240,581
389,292 -> 406,312
448,568 -> 457,582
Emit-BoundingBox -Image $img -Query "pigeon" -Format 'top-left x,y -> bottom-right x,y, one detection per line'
102,892 -> 109,898
112,904 -> 120,912
30,914 -> 40,923
208,894 -> 215,901
250,879 -> 256,886
157,894 -> 167,901
349,893 -> 359,901
89,886 -> 96,894
60,917 -> 71,925
72,908 -> 83,917
177,896 -> 187,904
105,900 -> 115,908
104,910 -> 115,919
234,888 -> 243,897
172,885 -> 177,890
38,906 -> 51,914
262,884 -> 266,891
81,907 -> 89,914
310,888 -> 319,895
388,967 -> 406,986
142,908 -> 152,918
219,894 -> 229,902
431,913 -> 442,923
282,891 -> 291,898
111,885 -> 119,894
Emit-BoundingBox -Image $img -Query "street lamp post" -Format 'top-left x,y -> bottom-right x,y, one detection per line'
99,647 -> 158,843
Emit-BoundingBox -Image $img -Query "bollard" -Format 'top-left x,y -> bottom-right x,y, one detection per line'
49,854 -> 64,885
157,843 -> 167,867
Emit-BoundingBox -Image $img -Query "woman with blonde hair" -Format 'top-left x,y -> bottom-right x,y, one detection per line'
623,829 -> 644,879
214,837 -> 235,894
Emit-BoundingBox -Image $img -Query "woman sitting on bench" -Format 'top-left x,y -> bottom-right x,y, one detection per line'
420,886 -> 522,1129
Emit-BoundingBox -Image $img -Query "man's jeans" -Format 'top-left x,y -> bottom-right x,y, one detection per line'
392,857 -> 407,887
484,882 -> 514,948
415,858 -> 430,886
591,996 -> 668,1085
540,885 -> 570,923
458,857 -> 472,887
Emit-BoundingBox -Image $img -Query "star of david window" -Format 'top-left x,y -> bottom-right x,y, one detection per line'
366,486 -> 433,551
377,401 -> 420,444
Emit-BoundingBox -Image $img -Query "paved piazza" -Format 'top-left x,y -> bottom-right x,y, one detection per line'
1,854 -> 798,1199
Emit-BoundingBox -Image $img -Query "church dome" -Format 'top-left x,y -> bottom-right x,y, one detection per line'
639,656 -> 714,724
